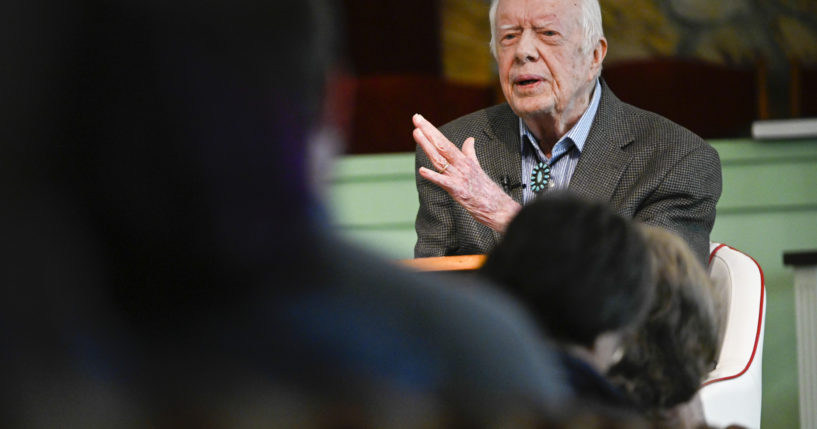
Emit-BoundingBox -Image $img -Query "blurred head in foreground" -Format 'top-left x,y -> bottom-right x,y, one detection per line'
3,0 -> 346,307
608,225 -> 723,424
2,0 -> 340,423
1,1 -> 581,427
480,193 -> 655,370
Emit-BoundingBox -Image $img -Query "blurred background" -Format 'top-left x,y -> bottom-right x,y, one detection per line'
331,1 -> 817,428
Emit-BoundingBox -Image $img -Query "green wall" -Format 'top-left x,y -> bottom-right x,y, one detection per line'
328,138 -> 817,428
709,139 -> 817,429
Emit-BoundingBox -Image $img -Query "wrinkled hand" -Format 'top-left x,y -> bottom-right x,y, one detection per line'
413,113 -> 521,233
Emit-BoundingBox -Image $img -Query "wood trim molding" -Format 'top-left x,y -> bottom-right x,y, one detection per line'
399,254 -> 486,272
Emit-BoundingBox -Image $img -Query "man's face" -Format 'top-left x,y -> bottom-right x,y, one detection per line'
495,0 -> 604,121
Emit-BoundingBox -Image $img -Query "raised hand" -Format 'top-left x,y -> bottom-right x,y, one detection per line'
413,113 -> 521,233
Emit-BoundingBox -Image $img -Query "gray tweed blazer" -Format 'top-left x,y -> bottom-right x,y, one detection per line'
414,79 -> 722,263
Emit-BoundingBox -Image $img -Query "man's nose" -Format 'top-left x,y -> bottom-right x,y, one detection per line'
515,30 -> 539,63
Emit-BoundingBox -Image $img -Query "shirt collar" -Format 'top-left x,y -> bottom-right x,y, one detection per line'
519,78 -> 602,157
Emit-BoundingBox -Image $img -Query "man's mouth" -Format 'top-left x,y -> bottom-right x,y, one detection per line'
514,75 -> 544,87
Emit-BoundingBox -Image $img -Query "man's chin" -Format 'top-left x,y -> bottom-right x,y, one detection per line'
508,98 -> 555,120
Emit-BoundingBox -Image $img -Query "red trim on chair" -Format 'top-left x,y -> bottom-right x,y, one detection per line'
702,244 -> 766,387
708,243 -> 728,266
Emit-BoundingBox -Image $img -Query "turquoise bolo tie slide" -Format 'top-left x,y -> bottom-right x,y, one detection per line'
531,162 -> 551,193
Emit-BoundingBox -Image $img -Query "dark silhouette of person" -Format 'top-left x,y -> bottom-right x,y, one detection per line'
479,193 -> 656,411
1,1 -> 574,427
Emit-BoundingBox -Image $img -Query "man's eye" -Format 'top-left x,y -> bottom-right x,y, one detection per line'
503,34 -> 516,40
541,30 -> 557,36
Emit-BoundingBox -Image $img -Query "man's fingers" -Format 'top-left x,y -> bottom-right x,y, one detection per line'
413,114 -> 462,163
413,127 -> 446,169
462,137 -> 481,168
413,114 -> 449,155
418,166 -> 454,190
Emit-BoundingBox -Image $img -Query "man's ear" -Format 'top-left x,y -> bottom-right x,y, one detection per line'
591,37 -> 608,76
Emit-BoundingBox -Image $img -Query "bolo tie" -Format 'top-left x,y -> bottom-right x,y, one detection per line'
530,161 -> 554,194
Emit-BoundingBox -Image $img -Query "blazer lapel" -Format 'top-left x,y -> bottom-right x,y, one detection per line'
480,104 -> 524,205
569,80 -> 634,203
472,87 -> 633,214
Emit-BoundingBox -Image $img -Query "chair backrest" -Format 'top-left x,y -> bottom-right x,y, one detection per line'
699,242 -> 766,429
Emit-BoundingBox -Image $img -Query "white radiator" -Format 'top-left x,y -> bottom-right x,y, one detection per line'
795,266 -> 817,429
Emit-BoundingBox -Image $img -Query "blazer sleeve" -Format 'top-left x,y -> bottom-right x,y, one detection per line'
414,143 -> 457,257
632,143 -> 722,264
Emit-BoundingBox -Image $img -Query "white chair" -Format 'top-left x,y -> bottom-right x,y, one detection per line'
699,242 -> 767,429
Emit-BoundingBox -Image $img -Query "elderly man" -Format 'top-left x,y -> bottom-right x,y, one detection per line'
413,0 -> 721,263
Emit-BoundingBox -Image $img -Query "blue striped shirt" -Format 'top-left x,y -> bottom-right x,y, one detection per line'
520,79 -> 602,204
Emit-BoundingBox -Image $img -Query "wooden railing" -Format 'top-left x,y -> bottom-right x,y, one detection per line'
398,254 -> 486,272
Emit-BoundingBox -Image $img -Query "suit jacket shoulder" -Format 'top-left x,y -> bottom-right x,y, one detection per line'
571,80 -> 722,262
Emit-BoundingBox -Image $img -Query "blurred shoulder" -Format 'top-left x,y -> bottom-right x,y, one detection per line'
307,233 -> 569,406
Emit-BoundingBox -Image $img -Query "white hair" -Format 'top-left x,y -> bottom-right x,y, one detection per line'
489,0 -> 605,59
